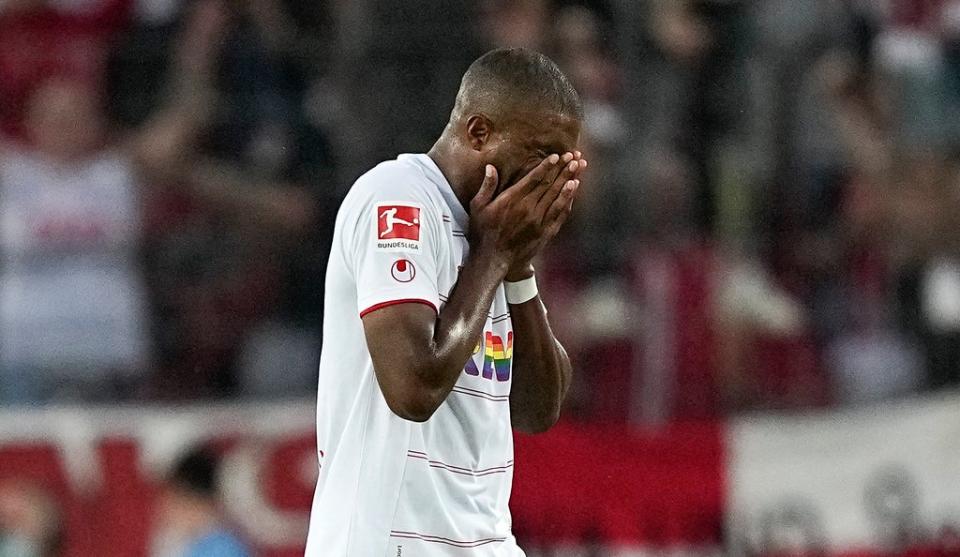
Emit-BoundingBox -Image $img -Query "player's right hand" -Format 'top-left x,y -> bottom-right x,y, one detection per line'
468,153 -> 583,270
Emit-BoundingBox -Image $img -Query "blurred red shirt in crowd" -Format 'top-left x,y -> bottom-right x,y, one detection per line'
0,0 -> 130,140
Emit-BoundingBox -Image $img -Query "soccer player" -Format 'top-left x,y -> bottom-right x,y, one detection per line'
306,48 -> 586,556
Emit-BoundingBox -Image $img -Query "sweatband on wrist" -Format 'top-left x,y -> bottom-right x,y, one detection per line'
504,275 -> 538,305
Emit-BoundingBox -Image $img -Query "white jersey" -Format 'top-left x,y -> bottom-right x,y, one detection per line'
306,154 -> 523,556
0,146 -> 148,374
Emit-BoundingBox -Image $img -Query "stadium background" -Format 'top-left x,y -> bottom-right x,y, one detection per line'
2,0 -> 960,555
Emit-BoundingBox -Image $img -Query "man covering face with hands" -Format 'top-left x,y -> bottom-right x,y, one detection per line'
306,47 -> 586,557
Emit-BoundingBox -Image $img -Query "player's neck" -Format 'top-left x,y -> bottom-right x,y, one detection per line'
427,138 -> 475,215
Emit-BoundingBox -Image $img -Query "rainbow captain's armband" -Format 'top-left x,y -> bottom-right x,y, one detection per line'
463,331 -> 513,381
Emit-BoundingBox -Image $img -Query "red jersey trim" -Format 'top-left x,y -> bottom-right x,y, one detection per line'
359,298 -> 438,318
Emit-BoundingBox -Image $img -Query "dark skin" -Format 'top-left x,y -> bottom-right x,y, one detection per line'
361,105 -> 585,433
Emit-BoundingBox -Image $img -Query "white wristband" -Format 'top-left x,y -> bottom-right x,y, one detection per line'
504,275 -> 538,305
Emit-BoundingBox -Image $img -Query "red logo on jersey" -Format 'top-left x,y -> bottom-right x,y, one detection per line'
377,205 -> 421,241
391,259 -> 416,282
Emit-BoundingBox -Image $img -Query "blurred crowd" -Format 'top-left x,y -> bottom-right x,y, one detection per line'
0,443 -> 251,557
1,0 -> 960,423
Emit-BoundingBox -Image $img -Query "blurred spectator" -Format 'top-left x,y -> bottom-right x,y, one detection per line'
547,2 -> 627,275
549,143 -> 818,424
0,0 -> 129,139
893,154 -> 960,390
106,0 -> 336,399
809,39 -> 956,400
551,4 -> 624,148
0,78 -> 151,403
149,447 -> 250,557
773,48 -> 929,405
0,481 -> 61,557
618,0 -> 747,233
480,0 -> 549,51
327,0 -> 480,180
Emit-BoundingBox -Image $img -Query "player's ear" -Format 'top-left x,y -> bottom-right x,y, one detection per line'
465,114 -> 494,151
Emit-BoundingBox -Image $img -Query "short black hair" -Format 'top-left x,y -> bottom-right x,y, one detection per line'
452,48 -> 583,123
169,446 -> 220,498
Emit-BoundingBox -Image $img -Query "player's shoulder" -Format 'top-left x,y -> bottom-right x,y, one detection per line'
343,154 -> 439,209
334,154 -> 446,254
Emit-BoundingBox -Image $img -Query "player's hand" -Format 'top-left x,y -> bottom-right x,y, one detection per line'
515,151 -> 586,274
503,151 -> 587,279
469,152 -> 586,273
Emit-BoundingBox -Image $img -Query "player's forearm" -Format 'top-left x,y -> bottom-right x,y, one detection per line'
416,250 -> 511,410
508,295 -> 572,433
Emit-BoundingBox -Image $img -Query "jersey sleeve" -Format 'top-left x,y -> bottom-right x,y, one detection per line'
342,172 -> 443,318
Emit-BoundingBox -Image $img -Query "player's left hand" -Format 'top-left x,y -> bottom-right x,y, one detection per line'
539,150 -> 586,230
505,151 -> 587,281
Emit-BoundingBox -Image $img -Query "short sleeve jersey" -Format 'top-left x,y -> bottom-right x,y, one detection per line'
305,154 -> 523,556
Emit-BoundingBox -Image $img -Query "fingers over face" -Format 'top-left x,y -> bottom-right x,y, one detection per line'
535,157 -> 581,211
513,153 -> 561,197
568,157 -> 587,180
471,163 -> 500,208
542,178 -> 579,233
540,152 -> 576,191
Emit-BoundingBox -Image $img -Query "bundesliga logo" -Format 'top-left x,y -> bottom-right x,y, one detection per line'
376,204 -> 422,252
378,205 -> 420,241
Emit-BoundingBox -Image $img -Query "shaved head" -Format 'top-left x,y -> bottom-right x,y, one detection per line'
429,48 -> 583,208
451,48 -> 584,126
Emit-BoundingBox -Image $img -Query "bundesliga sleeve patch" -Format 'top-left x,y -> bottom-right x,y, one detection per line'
375,203 -> 422,252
